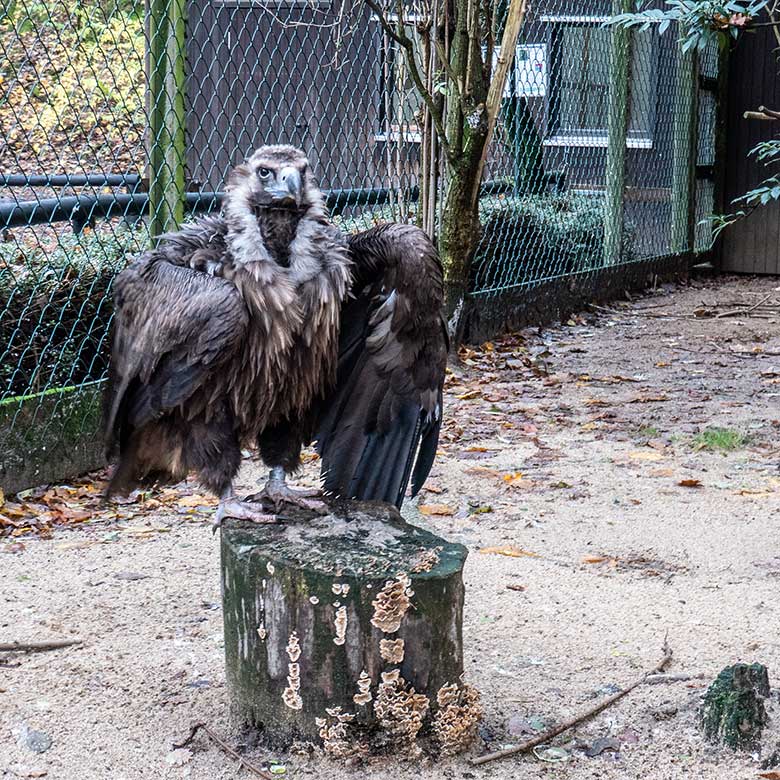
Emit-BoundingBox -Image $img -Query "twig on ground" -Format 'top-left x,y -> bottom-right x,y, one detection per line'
587,303 -> 694,320
173,722 -> 273,779
471,638 -> 673,767
0,639 -> 83,653
715,292 -> 774,319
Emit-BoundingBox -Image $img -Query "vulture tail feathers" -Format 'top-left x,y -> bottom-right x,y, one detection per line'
410,404 -> 442,497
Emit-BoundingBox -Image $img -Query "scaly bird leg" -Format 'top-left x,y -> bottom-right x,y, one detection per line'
213,486 -> 278,533
247,467 -> 327,514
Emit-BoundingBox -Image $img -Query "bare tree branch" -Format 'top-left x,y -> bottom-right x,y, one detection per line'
469,0 -> 530,207
434,39 -> 464,98
472,638 -> 673,767
364,0 -> 453,158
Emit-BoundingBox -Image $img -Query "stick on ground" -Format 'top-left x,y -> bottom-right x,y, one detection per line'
471,638 -> 673,767
0,639 -> 83,653
173,722 -> 273,779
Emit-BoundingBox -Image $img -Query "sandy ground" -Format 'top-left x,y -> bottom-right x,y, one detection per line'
3,274 -> 780,779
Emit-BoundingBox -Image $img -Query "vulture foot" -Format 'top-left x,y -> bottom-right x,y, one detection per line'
248,468 -> 327,514
213,497 -> 278,532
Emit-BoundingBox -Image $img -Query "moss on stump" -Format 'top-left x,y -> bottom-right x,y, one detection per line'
699,663 -> 770,751
220,500 -> 477,756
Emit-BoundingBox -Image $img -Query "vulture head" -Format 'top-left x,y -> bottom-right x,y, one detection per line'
227,145 -> 322,212
224,145 -> 326,268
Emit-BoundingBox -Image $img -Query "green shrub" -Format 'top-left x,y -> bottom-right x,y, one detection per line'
471,193 -> 636,293
0,224 -> 144,398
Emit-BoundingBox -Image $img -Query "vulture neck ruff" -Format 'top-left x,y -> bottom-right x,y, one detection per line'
221,168 -> 352,438
223,169 -> 329,283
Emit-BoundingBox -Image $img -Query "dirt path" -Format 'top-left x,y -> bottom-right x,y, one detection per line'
3,275 -> 780,779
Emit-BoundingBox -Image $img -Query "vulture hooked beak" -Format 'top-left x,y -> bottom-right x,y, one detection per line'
267,166 -> 303,208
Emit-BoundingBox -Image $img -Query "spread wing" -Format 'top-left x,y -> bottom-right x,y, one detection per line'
104,254 -> 248,479
316,224 -> 448,507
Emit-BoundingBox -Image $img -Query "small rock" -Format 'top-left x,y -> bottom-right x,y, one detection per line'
165,749 -> 192,767
586,736 -> 621,757
617,727 -> 640,745
506,716 -> 536,737
761,744 -> 780,770
477,723 -> 497,745
533,745 -> 569,763
7,765 -> 48,778
652,703 -> 678,721
14,724 -> 52,754
114,571 -> 149,581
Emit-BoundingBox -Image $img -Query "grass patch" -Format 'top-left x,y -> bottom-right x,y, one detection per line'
692,428 -> 750,452
637,425 -> 660,439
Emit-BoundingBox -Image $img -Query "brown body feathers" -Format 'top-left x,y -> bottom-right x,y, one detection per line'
105,146 -> 447,507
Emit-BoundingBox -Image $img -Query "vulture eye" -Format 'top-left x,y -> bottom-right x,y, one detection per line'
257,167 -> 272,180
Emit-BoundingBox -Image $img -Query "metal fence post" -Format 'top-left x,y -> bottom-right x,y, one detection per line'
148,0 -> 186,239
670,40 -> 698,255
603,0 -> 632,266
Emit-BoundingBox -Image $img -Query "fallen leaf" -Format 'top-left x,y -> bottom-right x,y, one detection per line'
468,505 -> 493,515
759,772 -> 780,779
503,472 -> 536,488
735,489 -> 775,498
300,451 -> 320,463
55,541 -> 98,551
583,398 -> 610,406
628,450 -> 664,462
177,494 -> 217,508
628,394 -> 669,404
583,555 -> 611,564
457,389 -> 481,400
649,468 -> 675,477
678,479 -> 702,488
505,583 -> 526,592
464,466 -> 502,477
479,546 -> 540,558
418,504 -> 455,516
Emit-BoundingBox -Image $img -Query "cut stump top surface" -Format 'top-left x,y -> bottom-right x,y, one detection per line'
221,499 -> 466,580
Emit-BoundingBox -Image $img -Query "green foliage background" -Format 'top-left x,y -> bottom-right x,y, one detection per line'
0,0 -> 145,173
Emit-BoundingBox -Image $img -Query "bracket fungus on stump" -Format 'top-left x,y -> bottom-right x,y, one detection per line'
220,499 -> 479,757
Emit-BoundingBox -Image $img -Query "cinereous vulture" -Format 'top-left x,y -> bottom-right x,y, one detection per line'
104,145 -> 447,525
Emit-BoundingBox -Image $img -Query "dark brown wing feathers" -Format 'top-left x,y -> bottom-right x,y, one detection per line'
104,253 -> 248,493
316,224 -> 448,507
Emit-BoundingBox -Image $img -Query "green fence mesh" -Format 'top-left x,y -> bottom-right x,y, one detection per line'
0,0 -> 716,491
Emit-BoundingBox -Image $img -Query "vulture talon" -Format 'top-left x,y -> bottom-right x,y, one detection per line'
213,497 -> 278,532
248,488 -> 328,515
249,468 -> 328,515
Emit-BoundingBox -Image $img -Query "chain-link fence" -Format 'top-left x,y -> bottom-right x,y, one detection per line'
0,0 -> 716,492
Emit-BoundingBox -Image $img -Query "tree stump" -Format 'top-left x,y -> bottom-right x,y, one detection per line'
699,663 -> 770,751
220,500 -> 477,756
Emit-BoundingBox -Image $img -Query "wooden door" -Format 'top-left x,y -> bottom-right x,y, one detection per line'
722,28 -> 780,274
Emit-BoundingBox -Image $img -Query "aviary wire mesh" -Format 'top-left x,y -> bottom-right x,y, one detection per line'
0,0 -> 715,490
